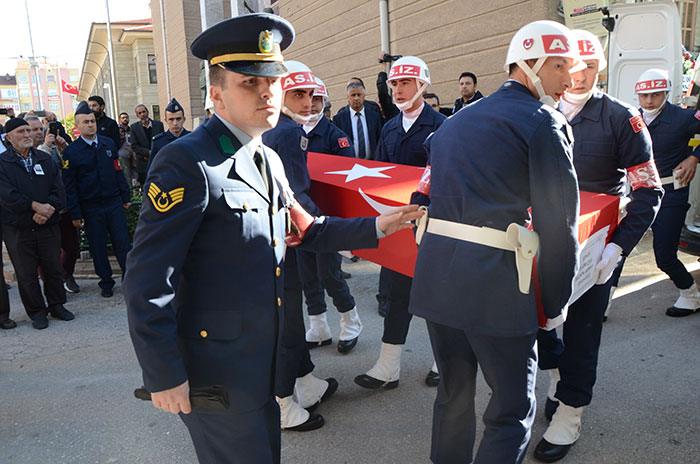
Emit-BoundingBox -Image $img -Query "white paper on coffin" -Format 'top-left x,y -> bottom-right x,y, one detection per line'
568,225 -> 610,305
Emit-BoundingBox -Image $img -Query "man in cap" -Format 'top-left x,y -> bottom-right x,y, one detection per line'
0,118 -> 74,330
533,31 -> 663,462
124,13 -> 422,463
147,98 -> 190,173
408,20 -> 582,463
62,101 -> 131,299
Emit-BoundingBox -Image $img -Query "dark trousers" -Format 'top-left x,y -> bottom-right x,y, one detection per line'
180,398 -> 281,464
652,189 -> 693,289
427,320 -> 537,464
3,223 -> 66,320
377,265 -> 392,305
383,268 -> 414,345
82,200 -> 130,290
298,249 -> 355,315
0,228 -> 10,322
537,275 -> 615,408
59,212 -> 80,278
275,248 -> 314,398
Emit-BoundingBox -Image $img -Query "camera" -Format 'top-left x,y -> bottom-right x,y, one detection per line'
378,53 -> 403,64
0,108 -> 8,115
49,121 -> 61,137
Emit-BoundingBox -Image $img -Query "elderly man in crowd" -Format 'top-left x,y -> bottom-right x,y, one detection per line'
130,104 -> 164,185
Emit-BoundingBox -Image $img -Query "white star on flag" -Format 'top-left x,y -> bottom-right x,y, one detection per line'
325,164 -> 396,183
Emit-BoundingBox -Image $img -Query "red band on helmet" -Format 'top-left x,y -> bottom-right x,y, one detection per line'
635,79 -> 669,92
282,71 -> 315,91
389,64 -> 420,79
629,114 -> 646,133
578,39 -> 596,56
542,34 -> 570,53
416,165 -> 431,196
627,160 -> 661,190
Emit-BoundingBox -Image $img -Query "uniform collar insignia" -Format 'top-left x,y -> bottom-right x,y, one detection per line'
219,135 -> 237,155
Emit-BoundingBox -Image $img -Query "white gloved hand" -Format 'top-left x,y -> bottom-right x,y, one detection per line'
594,243 -> 623,285
543,305 -> 568,331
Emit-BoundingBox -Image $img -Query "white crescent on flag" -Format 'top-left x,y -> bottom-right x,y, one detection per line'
358,187 -> 399,215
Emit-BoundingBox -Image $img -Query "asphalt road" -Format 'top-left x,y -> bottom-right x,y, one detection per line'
1,233 -> 699,464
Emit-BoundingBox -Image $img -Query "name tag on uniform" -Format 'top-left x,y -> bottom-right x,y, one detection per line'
33,164 -> 45,175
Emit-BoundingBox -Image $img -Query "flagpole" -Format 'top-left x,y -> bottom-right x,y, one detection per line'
57,64 -> 66,119
105,0 -> 119,117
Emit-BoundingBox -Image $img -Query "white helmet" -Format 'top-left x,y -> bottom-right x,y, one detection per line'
388,56 -> 431,86
635,68 -> 671,94
281,61 -> 316,93
572,29 -> 606,72
504,20 -> 582,107
314,76 -> 328,98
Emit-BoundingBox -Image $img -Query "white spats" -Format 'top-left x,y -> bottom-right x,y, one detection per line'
366,342 -> 402,382
339,307 -> 363,341
294,373 -> 329,409
547,368 -> 561,401
306,313 -> 332,343
430,360 -> 439,374
277,395 -> 310,429
543,403 -> 584,445
673,282 -> 700,310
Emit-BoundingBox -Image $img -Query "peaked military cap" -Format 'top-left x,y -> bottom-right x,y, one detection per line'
190,13 -> 294,78
165,98 -> 184,115
75,101 -> 93,115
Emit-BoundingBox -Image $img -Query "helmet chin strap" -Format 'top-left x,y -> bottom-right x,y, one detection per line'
642,94 -> 668,118
394,81 -> 428,112
282,106 -> 312,124
517,58 -> 557,108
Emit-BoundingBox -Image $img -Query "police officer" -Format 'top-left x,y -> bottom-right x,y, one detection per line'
62,101 -> 131,298
124,14 -> 422,463
533,31 -> 663,462
634,68 -> 700,317
409,21 -> 582,463
355,56 -> 446,390
147,98 -> 191,173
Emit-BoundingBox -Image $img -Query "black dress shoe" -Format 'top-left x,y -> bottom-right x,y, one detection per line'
666,306 -> 698,317
306,338 -> 332,349
285,413 -> 325,432
101,288 -> 114,298
0,319 -> 17,329
341,271 -> 352,279
51,309 -> 75,321
425,370 -> 440,387
308,378 -> 339,412
533,437 -> 572,462
337,337 -> 358,353
545,398 -> 559,422
64,275 -> 80,293
354,374 -> 399,390
32,318 -> 49,330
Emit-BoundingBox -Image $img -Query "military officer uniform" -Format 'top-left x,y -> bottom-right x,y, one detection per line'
125,15 -> 385,463
409,80 -> 580,463
62,102 -> 131,294
146,98 -> 191,173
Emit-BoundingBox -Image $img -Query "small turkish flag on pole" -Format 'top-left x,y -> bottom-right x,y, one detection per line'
61,80 -> 79,96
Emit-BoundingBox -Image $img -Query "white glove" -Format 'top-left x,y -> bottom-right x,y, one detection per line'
594,243 -> 623,285
543,305 -> 568,331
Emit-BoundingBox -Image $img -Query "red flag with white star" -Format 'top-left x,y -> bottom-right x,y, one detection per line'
61,80 -> 79,96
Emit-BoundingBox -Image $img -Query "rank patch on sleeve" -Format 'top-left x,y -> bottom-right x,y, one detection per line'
629,114 -> 646,133
62,159 -> 69,169
338,137 -> 350,148
147,183 -> 185,213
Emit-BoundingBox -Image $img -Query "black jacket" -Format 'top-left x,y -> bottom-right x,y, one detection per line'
96,114 -> 122,149
0,147 -> 64,228
452,90 -> 484,115
130,119 -> 165,172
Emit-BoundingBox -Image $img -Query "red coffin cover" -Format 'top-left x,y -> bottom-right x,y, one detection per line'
307,152 -> 620,326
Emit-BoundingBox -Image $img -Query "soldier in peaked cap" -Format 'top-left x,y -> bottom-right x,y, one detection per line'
146,98 -> 190,173
124,13 -> 422,464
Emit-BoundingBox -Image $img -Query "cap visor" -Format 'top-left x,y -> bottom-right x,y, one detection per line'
220,61 -> 288,78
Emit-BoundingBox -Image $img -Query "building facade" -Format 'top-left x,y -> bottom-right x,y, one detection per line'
14,61 -> 79,121
0,74 -> 20,126
78,19 -> 161,122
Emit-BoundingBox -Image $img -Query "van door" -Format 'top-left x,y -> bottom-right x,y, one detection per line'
606,0 -> 682,107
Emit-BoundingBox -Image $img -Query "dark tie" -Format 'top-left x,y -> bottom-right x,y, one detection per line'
254,147 -> 270,195
355,112 -> 366,159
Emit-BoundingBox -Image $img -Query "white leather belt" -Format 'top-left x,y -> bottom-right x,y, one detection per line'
415,207 -> 539,294
660,176 -> 675,186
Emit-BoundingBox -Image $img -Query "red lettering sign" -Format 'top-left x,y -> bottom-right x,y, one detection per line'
542,34 -> 570,53
416,165 -> 431,196
629,114 -> 646,133
627,160 -> 661,190
389,65 -> 420,79
338,137 -> 350,148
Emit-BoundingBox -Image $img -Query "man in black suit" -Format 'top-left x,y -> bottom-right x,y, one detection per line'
129,104 -> 164,185
333,81 -> 383,159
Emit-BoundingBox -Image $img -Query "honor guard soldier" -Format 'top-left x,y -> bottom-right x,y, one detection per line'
533,31 -> 663,463
408,21 -> 582,463
355,55 -> 446,391
62,101 -> 131,298
147,98 -> 190,173
303,77 -> 355,157
124,14 -> 422,464
262,61 -> 360,432
634,69 -> 700,317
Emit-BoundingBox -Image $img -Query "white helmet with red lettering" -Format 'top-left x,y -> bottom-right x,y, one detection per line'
572,29 -> 606,72
388,56 -> 431,86
634,68 -> 671,94
314,76 -> 328,98
281,60 -> 316,124
504,20 -> 583,107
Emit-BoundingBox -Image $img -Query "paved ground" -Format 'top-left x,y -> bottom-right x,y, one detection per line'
1,233 -> 699,463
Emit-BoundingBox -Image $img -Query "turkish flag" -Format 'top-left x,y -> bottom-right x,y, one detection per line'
61,80 -> 79,96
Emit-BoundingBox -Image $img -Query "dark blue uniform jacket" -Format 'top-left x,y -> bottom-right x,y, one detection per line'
569,92 -> 663,255
643,102 -> 700,176
125,115 -> 378,413
375,102 -> 447,167
409,81 -> 580,336
0,147 -> 64,228
306,116 -> 354,157
147,128 -> 191,173
61,136 -> 130,220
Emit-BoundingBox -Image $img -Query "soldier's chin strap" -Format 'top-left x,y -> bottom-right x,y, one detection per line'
394,81 -> 428,112
517,58 -> 557,108
282,106 -> 312,125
